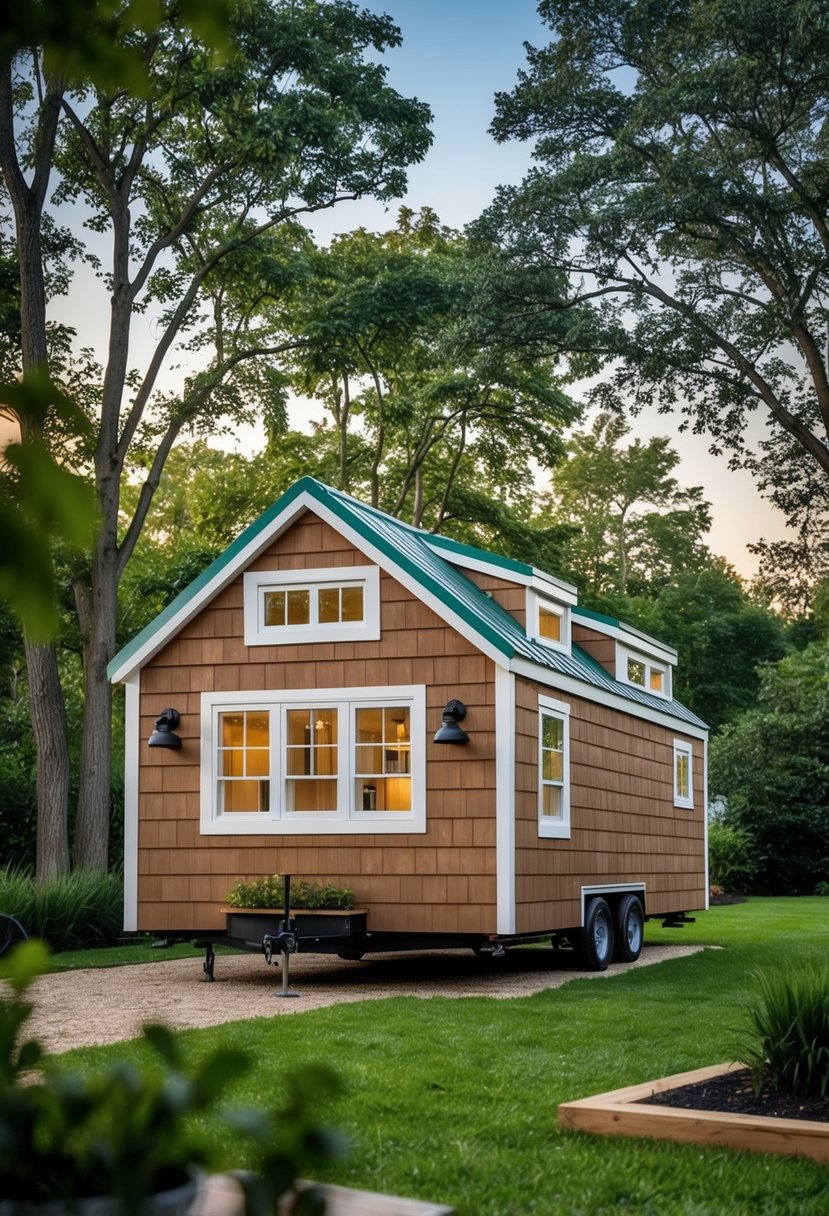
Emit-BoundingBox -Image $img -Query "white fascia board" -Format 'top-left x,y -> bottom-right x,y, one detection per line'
495,666 -> 516,935
573,611 -> 677,666
109,490 -> 322,683
112,490 -> 512,682
528,570 -> 579,605
309,499 -> 511,669
422,542 -> 533,585
123,675 -> 140,932
510,656 -> 708,741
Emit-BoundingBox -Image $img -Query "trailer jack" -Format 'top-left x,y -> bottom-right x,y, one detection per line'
265,874 -> 301,999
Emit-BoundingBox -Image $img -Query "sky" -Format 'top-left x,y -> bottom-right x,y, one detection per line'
292,0 -> 791,579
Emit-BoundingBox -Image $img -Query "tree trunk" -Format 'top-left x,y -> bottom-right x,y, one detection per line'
25,638 -> 71,881
72,492 -> 120,871
1,67 -> 72,880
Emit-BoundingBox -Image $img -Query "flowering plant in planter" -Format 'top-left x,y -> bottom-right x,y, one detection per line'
0,940 -> 343,1215
224,876 -> 356,911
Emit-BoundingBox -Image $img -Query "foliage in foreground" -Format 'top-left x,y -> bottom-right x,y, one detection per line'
59,899 -> 829,1216
224,875 -> 356,911
0,940 -> 340,1213
741,964 -> 829,1099
0,868 -> 122,951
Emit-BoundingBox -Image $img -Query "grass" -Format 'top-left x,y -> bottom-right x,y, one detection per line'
47,899 -> 829,1215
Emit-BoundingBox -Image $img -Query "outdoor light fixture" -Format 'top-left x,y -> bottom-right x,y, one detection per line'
148,708 -> 182,749
433,698 -> 469,745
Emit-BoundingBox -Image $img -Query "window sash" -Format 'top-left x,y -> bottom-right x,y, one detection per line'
203,687 -> 423,833
673,740 -> 694,808
538,696 -> 571,839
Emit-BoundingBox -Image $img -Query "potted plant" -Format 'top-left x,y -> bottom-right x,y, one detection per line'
0,940 -> 341,1215
222,877 -> 367,946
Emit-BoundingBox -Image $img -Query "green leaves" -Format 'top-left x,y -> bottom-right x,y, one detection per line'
485,0 -> 829,527
0,372 -> 97,640
740,964 -> 829,1098
0,950 -> 343,1208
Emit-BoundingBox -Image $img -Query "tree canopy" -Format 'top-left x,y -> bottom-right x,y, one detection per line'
482,0 -> 829,590
709,638 -> 829,894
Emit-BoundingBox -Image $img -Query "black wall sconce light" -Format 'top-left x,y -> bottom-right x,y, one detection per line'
433,698 -> 469,745
148,708 -> 182,749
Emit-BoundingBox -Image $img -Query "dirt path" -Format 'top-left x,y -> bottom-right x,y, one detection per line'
23,943 -> 703,1055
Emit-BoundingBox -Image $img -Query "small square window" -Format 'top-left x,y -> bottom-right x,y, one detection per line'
627,658 -> 646,686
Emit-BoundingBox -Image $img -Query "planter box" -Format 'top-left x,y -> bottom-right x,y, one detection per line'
557,1062 -> 829,1163
221,907 -> 368,944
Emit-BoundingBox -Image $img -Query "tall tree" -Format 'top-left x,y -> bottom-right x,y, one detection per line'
482,0 -> 829,544
281,209 -> 579,529
542,411 -> 711,597
1,0 -> 431,875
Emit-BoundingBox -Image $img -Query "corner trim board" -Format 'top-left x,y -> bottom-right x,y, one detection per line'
123,676 -> 140,932
495,666 -> 516,934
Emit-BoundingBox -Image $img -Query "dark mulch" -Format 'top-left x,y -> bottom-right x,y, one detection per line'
642,1068 -> 829,1124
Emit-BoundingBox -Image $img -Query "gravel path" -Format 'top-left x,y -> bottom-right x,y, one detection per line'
23,942 -> 703,1055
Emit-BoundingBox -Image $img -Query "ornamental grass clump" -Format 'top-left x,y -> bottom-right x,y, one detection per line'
740,964 -> 829,1099
225,875 -> 356,910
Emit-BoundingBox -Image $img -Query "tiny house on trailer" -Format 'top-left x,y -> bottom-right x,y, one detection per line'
109,477 -> 708,974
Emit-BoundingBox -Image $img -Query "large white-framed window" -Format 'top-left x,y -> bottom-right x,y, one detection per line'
527,589 -> 571,653
201,684 -> 425,835
243,565 -> 380,647
673,739 -> 694,809
538,694 -> 571,839
617,646 -> 671,700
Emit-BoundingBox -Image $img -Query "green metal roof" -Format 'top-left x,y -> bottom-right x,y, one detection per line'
108,477 -> 706,731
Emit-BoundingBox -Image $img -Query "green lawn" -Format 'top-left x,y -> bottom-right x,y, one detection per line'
54,899 -> 829,1215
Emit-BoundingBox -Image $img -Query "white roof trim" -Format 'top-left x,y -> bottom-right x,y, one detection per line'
573,610 -> 677,665
510,655 -> 707,740
110,489 -> 511,683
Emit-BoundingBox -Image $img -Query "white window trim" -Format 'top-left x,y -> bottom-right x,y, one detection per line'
673,738 -> 694,809
527,589 -> 571,654
200,684 -> 425,835
617,645 -> 672,700
538,693 -> 571,840
243,565 -> 380,647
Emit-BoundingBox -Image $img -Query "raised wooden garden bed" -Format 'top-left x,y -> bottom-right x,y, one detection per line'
557,1062 -> 829,1163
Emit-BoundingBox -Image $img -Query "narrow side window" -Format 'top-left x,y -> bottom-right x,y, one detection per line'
538,696 -> 571,839
673,739 -> 694,809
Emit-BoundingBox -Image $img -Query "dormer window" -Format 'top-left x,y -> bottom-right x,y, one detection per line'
528,590 -> 571,653
620,648 -> 670,699
244,565 -> 380,647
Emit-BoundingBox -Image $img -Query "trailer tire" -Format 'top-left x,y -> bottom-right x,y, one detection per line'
613,894 -> 644,963
578,897 -> 614,971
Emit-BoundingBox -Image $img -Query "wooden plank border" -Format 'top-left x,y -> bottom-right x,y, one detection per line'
557,1062 -> 829,1163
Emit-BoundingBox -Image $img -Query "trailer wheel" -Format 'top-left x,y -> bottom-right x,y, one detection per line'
0,914 -> 27,958
578,897 -> 614,971
613,894 -> 644,963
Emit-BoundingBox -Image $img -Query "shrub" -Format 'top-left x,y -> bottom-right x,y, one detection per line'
707,820 -> 758,893
740,964 -> 829,1098
0,868 -> 123,952
0,940 -> 342,1210
225,875 -> 356,910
